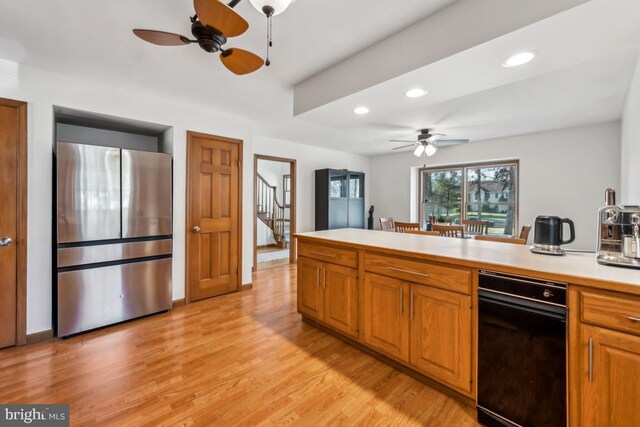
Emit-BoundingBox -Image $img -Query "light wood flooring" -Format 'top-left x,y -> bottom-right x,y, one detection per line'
0,265 -> 479,426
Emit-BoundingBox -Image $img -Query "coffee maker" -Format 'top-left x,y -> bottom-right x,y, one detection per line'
597,189 -> 640,268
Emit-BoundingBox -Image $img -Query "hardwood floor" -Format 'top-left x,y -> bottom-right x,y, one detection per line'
0,265 -> 479,426
257,258 -> 291,270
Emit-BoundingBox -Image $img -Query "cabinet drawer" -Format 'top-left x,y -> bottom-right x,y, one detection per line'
298,241 -> 357,268
364,253 -> 470,295
581,290 -> 640,336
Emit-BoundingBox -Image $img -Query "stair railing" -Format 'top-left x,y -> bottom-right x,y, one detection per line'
256,173 -> 286,244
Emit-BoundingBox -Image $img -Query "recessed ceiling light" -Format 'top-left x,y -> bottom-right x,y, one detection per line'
353,106 -> 369,115
502,51 -> 536,68
405,88 -> 428,98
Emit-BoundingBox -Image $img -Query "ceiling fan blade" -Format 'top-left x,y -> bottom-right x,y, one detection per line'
434,139 -> 470,146
389,140 -> 415,143
133,29 -> 190,46
194,0 -> 249,37
392,144 -> 417,150
220,48 -> 264,75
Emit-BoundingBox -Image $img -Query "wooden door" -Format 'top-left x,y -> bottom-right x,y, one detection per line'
188,132 -> 241,301
323,263 -> 358,338
297,257 -> 324,321
580,325 -> 640,427
362,273 -> 410,362
409,284 -> 472,393
0,102 -> 22,348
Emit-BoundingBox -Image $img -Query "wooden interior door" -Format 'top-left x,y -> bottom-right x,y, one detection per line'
188,132 -> 241,301
0,102 -> 21,348
362,273 -> 410,362
581,325 -> 640,427
409,284 -> 472,393
323,263 -> 358,338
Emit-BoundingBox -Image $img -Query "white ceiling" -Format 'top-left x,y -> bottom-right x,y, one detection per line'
295,0 -> 640,154
0,0 -> 457,119
0,0 -> 638,155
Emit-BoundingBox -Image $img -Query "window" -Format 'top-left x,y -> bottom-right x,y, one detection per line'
419,161 -> 518,235
283,174 -> 291,207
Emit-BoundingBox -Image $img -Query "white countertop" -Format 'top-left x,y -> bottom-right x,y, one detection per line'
295,229 -> 640,291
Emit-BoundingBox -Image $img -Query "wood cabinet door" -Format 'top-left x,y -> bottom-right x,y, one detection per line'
362,273 -> 410,362
187,133 -> 240,301
580,325 -> 640,427
323,263 -> 358,338
297,257 -> 324,321
410,284 -> 472,393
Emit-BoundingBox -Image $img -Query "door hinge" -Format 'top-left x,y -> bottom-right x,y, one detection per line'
237,160 -> 241,167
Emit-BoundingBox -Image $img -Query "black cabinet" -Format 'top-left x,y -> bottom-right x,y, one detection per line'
315,169 -> 365,231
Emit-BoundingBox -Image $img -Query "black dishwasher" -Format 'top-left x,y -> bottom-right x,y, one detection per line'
477,270 -> 567,427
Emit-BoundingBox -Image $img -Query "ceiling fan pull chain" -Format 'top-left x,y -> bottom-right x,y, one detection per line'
265,15 -> 272,66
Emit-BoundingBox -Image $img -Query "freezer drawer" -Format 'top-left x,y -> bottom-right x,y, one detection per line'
57,258 -> 172,336
56,142 -> 121,243
57,239 -> 172,268
122,150 -> 172,238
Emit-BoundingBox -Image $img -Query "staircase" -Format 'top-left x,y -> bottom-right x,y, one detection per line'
256,173 -> 287,248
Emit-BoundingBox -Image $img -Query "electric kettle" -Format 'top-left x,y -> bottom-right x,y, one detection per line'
531,216 -> 575,256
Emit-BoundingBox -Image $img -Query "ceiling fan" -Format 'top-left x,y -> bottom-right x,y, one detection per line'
390,129 -> 469,158
133,0 -> 264,75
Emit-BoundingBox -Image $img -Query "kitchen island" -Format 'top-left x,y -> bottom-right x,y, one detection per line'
294,228 -> 640,427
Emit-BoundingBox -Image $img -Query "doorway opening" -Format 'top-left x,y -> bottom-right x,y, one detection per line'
253,155 -> 296,271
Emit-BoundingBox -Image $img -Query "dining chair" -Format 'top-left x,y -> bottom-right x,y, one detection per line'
462,219 -> 490,235
519,225 -> 532,243
405,230 -> 440,236
394,221 -> 420,233
379,217 -> 395,232
432,224 -> 465,238
475,235 -> 527,245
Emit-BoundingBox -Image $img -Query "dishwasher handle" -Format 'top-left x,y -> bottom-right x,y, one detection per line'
479,290 -> 567,321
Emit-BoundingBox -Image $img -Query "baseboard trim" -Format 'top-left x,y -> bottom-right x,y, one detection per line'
26,329 -> 54,345
242,283 -> 253,291
301,316 -> 475,408
172,298 -> 186,308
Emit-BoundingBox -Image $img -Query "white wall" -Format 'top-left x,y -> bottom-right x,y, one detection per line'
256,220 -> 276,247
253,136 -> 370,235
621,54 -> 640,204
370,122 -> 621,251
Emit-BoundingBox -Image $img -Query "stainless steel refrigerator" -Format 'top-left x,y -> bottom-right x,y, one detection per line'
55,142 -> 173,337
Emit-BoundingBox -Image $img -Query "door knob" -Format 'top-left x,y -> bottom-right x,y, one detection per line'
192,226 -> 201,233
0,237 -> 12,247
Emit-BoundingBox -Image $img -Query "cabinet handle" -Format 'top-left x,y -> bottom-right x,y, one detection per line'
309,251 -> 337,258
400,288 -> 403,315
386,266 -> 430,278
410,290 -> 415,320
588,337 -> 594,383
628,316 -> 640,322
323,269 -> 326,289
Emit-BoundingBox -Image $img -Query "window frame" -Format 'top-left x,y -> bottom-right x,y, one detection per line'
418,159 -> 520,236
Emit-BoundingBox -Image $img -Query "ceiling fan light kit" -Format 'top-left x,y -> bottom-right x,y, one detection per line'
249,0 -> 296,16
390,128 -> 469,159
249,0 -> 297,66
